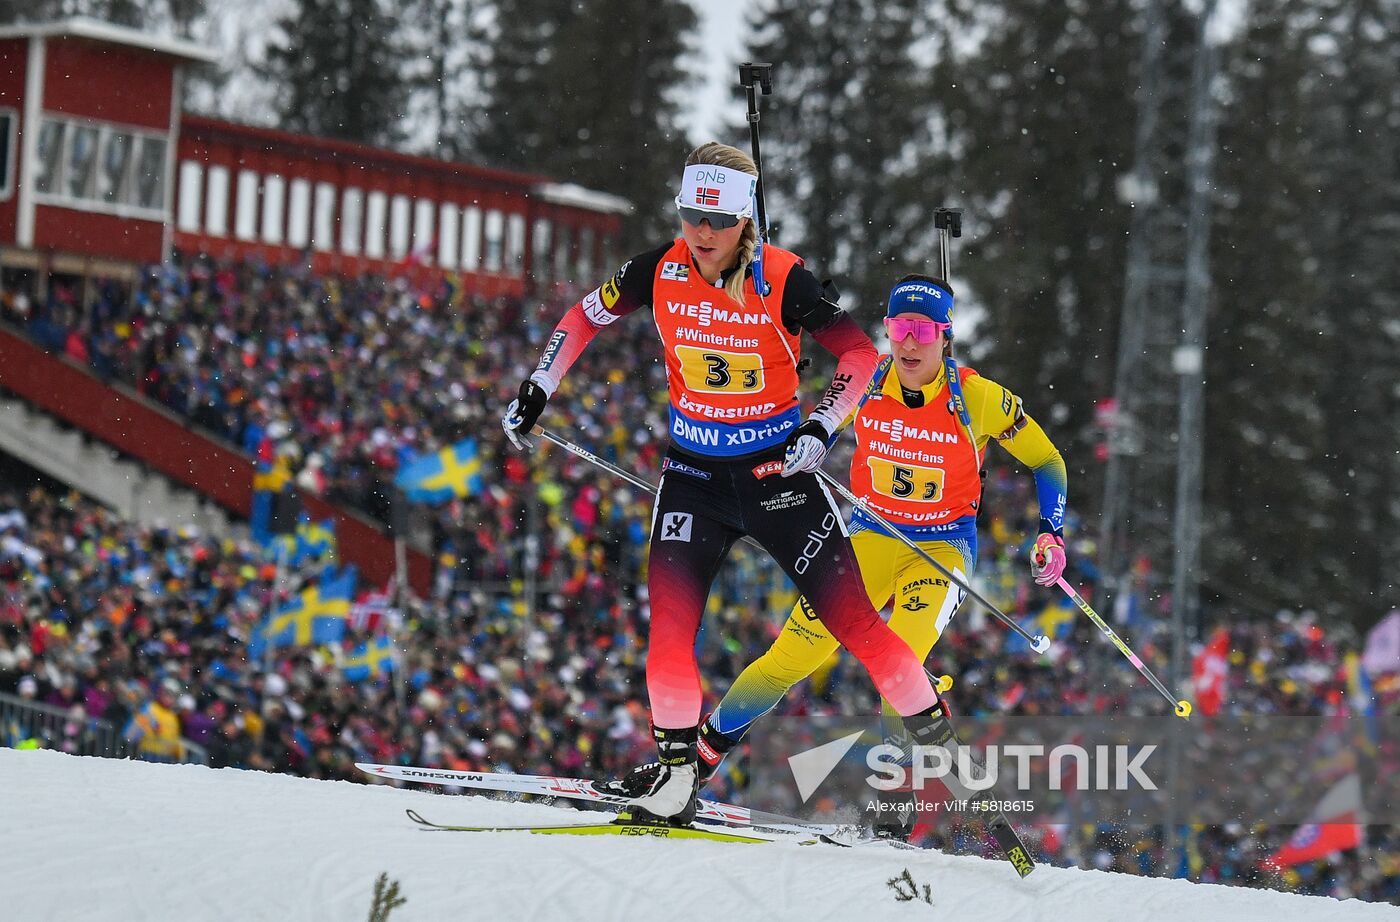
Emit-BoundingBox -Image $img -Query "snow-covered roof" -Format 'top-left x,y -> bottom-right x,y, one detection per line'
533,182 -> 634,216
0,17 -> 219,64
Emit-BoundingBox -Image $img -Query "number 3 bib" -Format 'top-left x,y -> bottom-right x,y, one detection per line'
651,238 -> 804,456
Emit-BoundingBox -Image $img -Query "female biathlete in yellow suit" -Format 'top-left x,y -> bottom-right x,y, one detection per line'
693,274 -> 1071,821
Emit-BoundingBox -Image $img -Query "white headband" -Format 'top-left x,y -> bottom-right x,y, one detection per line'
675,163 -> 756,217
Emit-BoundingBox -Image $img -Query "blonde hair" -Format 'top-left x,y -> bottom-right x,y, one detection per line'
685,142 -> 758,305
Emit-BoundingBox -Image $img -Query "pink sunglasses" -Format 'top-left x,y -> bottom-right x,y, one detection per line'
884,317 -> 950,344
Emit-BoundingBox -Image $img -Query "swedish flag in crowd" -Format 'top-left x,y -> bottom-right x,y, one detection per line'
1345,651 -> 1379,749
249,565 -> 357,656
395,438 -> 484,504
291,516 -> 337,566
1007,595 -> 1077,654
250,458 -> 298,545
342,636 -> 397,683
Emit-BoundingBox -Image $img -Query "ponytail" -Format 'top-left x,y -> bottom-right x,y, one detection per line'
726,221 -> 757,305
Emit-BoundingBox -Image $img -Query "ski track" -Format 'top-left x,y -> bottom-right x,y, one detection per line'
2,749 -> 1395,922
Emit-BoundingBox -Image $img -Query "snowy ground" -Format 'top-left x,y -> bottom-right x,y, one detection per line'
1,749 -> 1391,922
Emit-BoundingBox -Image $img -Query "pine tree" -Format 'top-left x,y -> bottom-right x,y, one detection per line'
1183,0 -> 1400,622
1207,1 -> 1337,615
740,0 -> 938,313
476,0 -> 697,248
937,0 -> 1139,464
0,0 -> 204,27
399,0 -> 488,159
1303,0 -> 1400,615
260,0 -> 412,148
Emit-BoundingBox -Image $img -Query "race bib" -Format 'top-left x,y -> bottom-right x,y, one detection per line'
675,346 -> 765,394
865,457 -> 946,503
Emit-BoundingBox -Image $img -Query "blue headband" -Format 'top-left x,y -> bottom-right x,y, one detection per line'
886,279 -> 954,327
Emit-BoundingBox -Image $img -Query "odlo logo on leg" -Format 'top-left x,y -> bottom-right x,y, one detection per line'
794,513 -> 838,574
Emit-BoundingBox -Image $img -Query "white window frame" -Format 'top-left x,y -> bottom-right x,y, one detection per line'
364,191 -> 387,259
287,178 -> 311,249
340,187 -> 364,256
0,107 -> 16,201
412,198 -> 435,263
460,205 -> 481,271
176,160 -> 202,232
532,218 -> 552,284
482,208 -> 503,273
506,213 -> 526,277
312,181 -> 337,252
438,202 -> 460,269
29,112 -> 170,220
204,165 -> 230,237
261,174 -> 286,244
234,169 -> 260,241
576,226 -> 595,281
389,194 -> 411,259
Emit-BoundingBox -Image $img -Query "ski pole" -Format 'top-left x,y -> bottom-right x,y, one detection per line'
531,425 -> 768,552
738,62 -> 773,238
814,469 -> 1051,654
1054,577 -> 1193,719
934,207 -> 962,280
533,425 -> 656,495
739,62 -> 774,295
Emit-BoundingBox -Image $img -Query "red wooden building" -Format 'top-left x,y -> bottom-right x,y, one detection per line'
0,18 -> 633,595
0,17 -> 629,293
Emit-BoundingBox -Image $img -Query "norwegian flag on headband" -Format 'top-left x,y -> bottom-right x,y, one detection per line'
677,164 -> 755,216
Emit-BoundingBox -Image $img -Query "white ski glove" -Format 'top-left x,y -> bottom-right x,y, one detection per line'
781,419 -> 833,477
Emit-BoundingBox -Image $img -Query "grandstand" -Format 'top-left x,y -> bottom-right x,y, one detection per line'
0,16 -> 1395,906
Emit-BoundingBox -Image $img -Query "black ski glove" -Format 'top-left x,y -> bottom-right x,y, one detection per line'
501,380 -> 549,450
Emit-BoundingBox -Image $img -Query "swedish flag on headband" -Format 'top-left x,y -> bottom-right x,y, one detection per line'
395,438 -> 484,504
342,636 -> 397,683
252,565 -> 358,655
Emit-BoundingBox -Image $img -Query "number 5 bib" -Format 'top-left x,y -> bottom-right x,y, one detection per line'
849,364 -> 983,532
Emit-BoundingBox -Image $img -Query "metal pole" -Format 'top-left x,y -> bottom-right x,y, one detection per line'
1172,0 -> 1217,694
392,535 -> 409,718
1101,0 -> 1167,583
1165,0 -> 1219,870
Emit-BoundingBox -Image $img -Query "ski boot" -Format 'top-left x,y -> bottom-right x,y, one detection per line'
868,787 -> 917,842
601,725 -> 700,826
696,720 -> 740,787
901,699 -> 1037,876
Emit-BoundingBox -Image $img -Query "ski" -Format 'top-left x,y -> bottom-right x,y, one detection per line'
929,762 -> 1038,877
356,762 -> 835,836
986,813 -> 1037,878
403,809 -> 813,845
364,761 -> 1034,872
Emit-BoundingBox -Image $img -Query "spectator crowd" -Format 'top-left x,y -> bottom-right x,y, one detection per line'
1,256 -> 1397,903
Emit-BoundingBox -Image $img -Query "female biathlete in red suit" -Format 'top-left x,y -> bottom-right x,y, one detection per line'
501,142 -> 948,824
